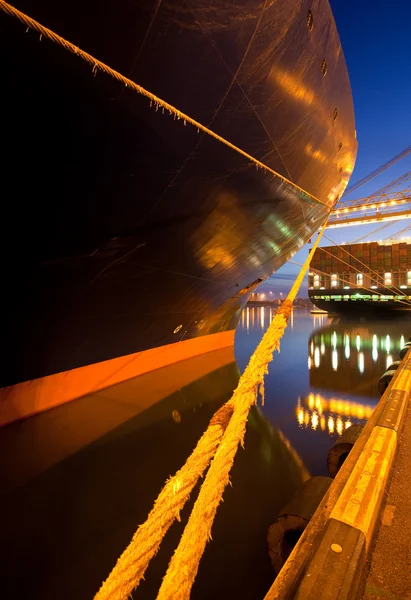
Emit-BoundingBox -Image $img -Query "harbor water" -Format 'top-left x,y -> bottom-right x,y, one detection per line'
0,306 -> 409,599
235,306 -> 401,477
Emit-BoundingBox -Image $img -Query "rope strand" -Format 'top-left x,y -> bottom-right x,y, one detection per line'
94,403 -> 234,600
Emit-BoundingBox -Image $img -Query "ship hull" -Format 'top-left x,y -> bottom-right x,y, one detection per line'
0,0 -> 356,418
309,288 -> 411,315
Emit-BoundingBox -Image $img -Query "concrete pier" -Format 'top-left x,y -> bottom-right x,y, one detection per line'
360,399 -> 411,599
264,347 -> 411,600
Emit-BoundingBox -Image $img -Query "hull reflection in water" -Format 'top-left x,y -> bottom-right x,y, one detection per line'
0,346 -> 307,600
308,318 -> 408,397
242,305 -> 276,333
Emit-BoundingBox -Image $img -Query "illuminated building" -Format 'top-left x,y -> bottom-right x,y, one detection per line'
308,241 -> 411,313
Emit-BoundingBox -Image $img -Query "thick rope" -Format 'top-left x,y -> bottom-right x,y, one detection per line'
0,0 -> 328,208
93,226 -> 325,600
94,403 -> 234,600
0,1 -> 332,592
94,224 -> 325,600
156,224 -> 328,600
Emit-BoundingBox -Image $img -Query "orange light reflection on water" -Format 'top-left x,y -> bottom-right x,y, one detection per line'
296,393 -> 375,436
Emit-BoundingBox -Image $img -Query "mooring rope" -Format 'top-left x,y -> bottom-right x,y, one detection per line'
94,403 -> 234,600
0,0 -> 329,208
156,225 -> 327,600
94,222 -> 327,600
0,1 -> 333,593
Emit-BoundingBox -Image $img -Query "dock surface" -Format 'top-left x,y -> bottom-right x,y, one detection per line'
361,400 -> 411,600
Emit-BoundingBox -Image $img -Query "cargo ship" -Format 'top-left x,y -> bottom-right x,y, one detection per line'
0,0 -> 356,424
308,241 -> 411,314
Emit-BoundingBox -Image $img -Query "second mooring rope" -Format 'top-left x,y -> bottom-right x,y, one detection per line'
95,222 -> 327,600
0,0 -> 328,208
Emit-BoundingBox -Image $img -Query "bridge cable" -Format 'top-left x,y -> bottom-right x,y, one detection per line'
321,233 -> 411,300
306,264 -> 411,307
291,258 -> 411,308
351,222 -> 393,244
317,246 -> 411,305
314,245 -> 411,308
342,145 -> 411,198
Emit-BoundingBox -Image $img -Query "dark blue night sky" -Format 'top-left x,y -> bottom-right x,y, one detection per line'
262,0 -> 411,295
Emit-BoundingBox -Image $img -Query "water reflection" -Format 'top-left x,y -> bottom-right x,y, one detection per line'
311,313 -> 328,328
234,309 -> 406,477
0,344 -> 307,600
240,305 -> 276,333
307,320 -> 408,396
296,393 -> 374,436
239,305 -> 328,334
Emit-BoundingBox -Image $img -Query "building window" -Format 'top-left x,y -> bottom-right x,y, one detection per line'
331,274 -> 338,288
408,271 -> 411,287
385,272 -> 392,286
314,274 -> 320,289
356,273 -> 363,286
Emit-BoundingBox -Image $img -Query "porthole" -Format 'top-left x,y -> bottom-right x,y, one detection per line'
307,10 -> 314,31
321,59 -> 327,76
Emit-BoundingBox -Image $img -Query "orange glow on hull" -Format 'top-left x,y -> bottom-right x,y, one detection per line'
0,330 -> 235,427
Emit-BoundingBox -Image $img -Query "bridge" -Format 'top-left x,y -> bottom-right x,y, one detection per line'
326,147 -> 411,229
326,188 -> 411,229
